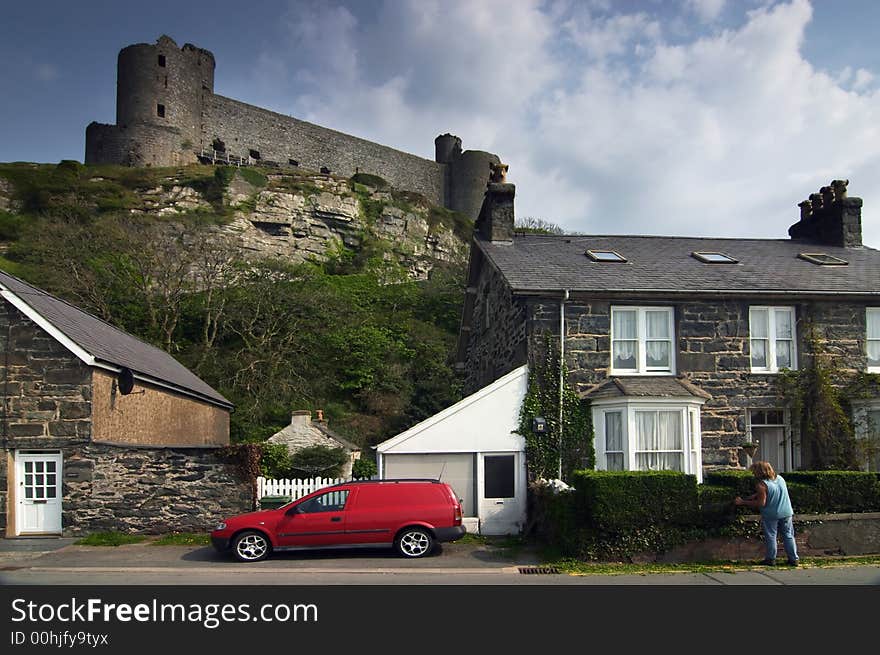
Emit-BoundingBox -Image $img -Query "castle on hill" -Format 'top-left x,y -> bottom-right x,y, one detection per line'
86,35 -> 500,219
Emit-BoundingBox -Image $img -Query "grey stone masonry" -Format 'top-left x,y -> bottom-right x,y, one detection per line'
460,283 -> 878,470
63,443 -> 251,535
0,300 -> 92,448
476,183 -> 516,243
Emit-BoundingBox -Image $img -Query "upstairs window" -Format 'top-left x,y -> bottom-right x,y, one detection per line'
868,308 -> 880,372
611,306 -> 675,374
692,251 -> 738,264
749,306 -> 797,373
798,252 -> 848,266
586,249 -> 626,262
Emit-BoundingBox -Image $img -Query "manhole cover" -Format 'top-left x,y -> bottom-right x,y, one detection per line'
518,566 -> 560,575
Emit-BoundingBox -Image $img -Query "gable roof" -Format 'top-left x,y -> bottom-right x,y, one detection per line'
375,365 -> 528,453
0,269 -> 232,409
477,234 -> 880,295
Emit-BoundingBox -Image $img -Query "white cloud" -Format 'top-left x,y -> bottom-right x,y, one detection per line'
256,0 -> 880,247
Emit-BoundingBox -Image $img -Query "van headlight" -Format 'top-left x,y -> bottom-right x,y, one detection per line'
214,522 -> 227,531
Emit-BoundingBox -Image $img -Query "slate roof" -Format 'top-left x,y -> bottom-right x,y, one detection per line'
580,376 -> 712,401
478,234 -> 880,295
0,269 -> 232,409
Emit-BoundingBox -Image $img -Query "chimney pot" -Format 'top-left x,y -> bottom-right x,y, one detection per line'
789,182 -> 862,247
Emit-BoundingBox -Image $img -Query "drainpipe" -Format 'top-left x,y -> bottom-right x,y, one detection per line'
558,289 -> 569,480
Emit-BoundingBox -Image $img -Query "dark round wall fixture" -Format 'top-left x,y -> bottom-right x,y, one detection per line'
117,368 -> 135,395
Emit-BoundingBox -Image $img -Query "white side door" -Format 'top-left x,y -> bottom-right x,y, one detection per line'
15,452 -> 63,535
477,453 -> 524,535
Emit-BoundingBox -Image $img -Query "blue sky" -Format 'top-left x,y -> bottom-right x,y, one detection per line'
2,1 -> 880,246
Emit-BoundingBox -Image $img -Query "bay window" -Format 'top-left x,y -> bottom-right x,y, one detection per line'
749,306 -> 797,373
611,306 -> 675,374
593,399 -> 704,482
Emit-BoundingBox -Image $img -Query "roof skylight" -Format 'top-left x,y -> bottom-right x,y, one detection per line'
586,249 -> 626,262
692,251 -> 738,264
798,252 -> 848,266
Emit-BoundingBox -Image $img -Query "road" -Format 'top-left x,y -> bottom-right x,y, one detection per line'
1,538 -> 879,585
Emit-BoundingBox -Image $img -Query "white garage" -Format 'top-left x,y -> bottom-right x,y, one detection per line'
376,365 -> 528,535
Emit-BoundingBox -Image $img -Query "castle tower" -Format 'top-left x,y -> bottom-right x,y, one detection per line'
116,35 -> 214,140
86,36 -> 214,166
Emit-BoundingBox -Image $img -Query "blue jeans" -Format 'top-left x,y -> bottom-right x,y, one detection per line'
762,515 -> 798,563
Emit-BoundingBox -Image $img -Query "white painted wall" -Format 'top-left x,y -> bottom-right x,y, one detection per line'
376,365 -> 528,535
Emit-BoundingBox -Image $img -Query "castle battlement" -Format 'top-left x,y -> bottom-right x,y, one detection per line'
85,36 -> 499,219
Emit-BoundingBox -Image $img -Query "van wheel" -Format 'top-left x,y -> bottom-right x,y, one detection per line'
232,530 -> 271,562
395,528 -> 434,558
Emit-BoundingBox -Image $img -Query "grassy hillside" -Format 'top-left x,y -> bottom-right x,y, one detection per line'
0,161 -> 471,452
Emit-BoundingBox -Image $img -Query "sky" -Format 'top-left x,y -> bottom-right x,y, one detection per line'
2,0 -> 880,246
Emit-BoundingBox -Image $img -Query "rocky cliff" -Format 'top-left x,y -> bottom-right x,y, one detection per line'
0,163 -> 472,279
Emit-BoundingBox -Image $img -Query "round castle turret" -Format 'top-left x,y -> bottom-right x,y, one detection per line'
117,35 -> 214,138
87,36 -> 214,166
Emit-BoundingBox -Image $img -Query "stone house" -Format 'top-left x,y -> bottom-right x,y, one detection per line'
456,179 -> 880,480
268,410 -> 361,478
0,270 -> 251,537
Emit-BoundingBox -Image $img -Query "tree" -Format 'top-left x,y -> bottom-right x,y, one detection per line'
289,446 -> 348,478
779,327 -> 860,470
515,216 -> 565,235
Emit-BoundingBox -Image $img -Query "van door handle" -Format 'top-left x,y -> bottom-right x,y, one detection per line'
330,517 -> 342,522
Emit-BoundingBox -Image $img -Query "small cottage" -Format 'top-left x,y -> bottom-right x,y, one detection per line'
0,270 -> 251,537
268,410 -> 361,478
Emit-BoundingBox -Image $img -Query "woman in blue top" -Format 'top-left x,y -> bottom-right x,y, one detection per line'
735,461 -> 800,566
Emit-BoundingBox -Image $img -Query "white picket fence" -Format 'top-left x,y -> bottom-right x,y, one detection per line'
257,476 -> 347,502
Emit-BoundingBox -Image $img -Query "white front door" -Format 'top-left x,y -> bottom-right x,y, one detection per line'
15,452 -> 63,535
478,453 -> 524,535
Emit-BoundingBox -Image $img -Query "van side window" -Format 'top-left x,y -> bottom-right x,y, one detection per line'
299,489 -> 350,513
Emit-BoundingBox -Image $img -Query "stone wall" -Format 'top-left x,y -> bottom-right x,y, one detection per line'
63,443 -> 251,535
85,122 -> 195,168
203,95 -> 446,207
461,253 -> 528,392
637,512 -> 880,563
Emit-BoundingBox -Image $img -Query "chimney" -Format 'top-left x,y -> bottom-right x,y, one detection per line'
290,410 -> 311,427
788,179 -> 862,247
315,409 -> 325,423
475,162 -> 514,243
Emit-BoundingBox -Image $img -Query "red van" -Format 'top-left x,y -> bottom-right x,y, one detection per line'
211,479 -> 466,562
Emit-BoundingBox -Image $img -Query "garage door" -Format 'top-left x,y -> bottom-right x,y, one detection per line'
382,453 -> 475,517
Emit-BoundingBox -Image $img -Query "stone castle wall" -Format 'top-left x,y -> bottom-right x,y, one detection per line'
85,36 -> 499,220
203,94 -> 447,207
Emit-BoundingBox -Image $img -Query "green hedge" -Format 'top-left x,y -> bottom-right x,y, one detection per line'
784,471 -> 880,512
571,470 -> 699,530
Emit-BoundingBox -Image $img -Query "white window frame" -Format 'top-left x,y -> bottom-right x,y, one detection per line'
867,308 -> 880,373
610,306 -> 675,375
749,306 -> 797,373
592,398 -> 704,483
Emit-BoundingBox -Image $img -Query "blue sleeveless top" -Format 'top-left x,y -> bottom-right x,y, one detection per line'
761,476 -> 793,520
